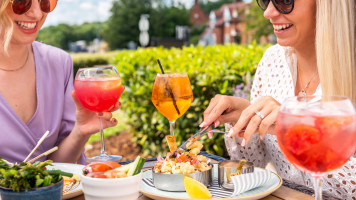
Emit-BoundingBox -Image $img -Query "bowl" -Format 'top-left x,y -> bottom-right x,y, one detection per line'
152,164 -> 213,192
80,172 -> 142,200
0,179 -> 63,200
218,160 -> 254,191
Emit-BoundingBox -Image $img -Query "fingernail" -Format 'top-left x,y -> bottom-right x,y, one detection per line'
98,112 -> 103,117
260,135 -> 264,140
227,129 -> 234,137
118,102 -> 121,107
199,122 -> 207,127
112,118 -> 117,123
214,120 -> 220,127
241,139 -> 246,147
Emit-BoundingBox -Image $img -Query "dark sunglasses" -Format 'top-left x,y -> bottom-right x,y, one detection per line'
10,0 -> 58,15
256,0 -> 294,14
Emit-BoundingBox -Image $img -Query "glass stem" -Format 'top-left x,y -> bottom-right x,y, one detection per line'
99,116 -> 107,156
313,176 -> 323,200
170,121 -> 176,136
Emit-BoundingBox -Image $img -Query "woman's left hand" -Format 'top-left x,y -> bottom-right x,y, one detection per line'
228,96 -> 280,146
71,86 -> 124,137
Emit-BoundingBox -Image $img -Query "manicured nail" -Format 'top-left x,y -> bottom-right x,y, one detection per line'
98,112 -> 103,117
214,120 -> 220,127
241,139 -> 246,147
112,118 -> 117,123
199,122 -> 207,127
227,129 -> 234,137
118,102 -> 121,107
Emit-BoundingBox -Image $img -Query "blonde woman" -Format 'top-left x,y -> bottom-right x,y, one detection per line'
0,0 -> 121,164
200,0 -> 355,198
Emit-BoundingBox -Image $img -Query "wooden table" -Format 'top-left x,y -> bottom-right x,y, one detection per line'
69,158 -> 314,200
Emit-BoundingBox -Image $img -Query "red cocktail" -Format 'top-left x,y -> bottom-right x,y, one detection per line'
276,96 -> 356,200
75,66 -> 124,162
75,78 -> 123,112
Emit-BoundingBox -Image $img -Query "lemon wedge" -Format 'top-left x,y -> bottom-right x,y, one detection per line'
184,176 -> 212,199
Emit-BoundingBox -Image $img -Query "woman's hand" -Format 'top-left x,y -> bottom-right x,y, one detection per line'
228,96 -> 280,146
71,86 -> 124,137
200,95 -> 250,129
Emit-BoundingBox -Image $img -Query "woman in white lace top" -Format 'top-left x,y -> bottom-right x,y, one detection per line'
200,0 -> 356,199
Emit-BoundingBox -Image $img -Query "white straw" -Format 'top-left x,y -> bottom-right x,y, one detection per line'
28,146 -> 58,163
24,130 -> 50,162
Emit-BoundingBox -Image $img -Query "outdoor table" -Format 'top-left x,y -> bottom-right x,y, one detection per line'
69,152 -> 315,200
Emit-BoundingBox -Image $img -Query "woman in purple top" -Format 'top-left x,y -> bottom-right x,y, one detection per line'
0,0 -> 121,164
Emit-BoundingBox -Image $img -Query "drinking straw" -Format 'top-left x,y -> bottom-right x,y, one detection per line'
156,59 -> 180,115
157,59 -> 165,74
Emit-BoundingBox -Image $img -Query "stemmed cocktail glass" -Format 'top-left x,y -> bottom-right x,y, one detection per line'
75,66 -> 124,162
151,73 -> 193,151
276,95 -> 356,200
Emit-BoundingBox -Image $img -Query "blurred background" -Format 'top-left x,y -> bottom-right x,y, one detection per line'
37,0 -> 275,161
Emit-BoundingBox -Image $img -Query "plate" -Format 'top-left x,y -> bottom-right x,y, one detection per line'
140,164 -> 282,200
50,163 -> 84,200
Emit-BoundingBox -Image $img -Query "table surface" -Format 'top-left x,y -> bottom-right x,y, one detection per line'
69,157 -> 314,200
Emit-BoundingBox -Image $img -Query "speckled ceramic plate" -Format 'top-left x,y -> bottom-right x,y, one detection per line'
140,164 -> 282,200
50,163 -> 84,200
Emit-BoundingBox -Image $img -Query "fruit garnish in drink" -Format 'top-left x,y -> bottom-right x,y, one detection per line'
315,116 -> 354,138
284,124 -> 322,155
184,176 -> 211,199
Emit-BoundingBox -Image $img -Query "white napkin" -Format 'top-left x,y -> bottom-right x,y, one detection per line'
231,170 -> 272,196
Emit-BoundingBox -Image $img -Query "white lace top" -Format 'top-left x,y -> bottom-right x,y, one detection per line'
225,44 -> 356,199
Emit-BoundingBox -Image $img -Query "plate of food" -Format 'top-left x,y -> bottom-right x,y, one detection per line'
140,138 -> 282,200
49,163 -> 83,199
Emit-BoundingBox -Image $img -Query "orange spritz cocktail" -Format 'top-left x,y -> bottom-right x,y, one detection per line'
152,73 -> 193,136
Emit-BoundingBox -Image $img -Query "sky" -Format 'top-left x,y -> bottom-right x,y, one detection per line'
44,0 -> 252,27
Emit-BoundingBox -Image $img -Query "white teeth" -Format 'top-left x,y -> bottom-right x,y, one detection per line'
16,21 -> 36,29
273,24 -> 293,31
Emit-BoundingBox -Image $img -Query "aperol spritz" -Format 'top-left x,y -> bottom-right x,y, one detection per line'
152,73 -> 193,137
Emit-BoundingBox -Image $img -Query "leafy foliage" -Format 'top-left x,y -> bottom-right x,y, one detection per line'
199,0 -> 241,14
113,44 -> 267,157
37,22 -> 103,50
103,0 -> 190,49
244,2 -> 273,41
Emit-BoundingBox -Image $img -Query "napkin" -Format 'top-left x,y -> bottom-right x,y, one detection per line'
231,170 -> 272,196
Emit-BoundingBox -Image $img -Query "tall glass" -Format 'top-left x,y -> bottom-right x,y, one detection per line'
276,95 -> 356,200
74,66 -> 124,162
151,73 -> 193,138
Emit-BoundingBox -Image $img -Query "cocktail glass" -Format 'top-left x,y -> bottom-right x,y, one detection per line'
276,95 -> 356,200
151,73 -> 193,150
75,66 -> 124,162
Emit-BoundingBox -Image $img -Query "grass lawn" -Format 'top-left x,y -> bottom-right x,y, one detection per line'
87,110 -> 128,144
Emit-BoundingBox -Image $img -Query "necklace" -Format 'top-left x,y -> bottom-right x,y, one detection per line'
298,68 -> 318,96
0,50 -> 30,72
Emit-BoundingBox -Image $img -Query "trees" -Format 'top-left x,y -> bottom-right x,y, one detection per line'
244,2 -> 273,41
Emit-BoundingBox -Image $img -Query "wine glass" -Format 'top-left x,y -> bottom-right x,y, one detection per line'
276,95 -> 356,200
74,66 -> 124,162
151,73 -> 193,150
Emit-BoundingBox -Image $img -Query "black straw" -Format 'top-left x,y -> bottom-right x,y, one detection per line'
157,59 -> 165,74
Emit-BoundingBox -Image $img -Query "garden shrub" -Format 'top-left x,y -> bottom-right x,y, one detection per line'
114,43 -> 268,157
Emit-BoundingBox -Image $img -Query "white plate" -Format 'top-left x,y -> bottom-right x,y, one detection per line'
140,164 -> 282,200
50,163 -> 84,200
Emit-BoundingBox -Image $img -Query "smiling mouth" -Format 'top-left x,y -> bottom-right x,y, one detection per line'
273,24 -> 293,31
16,21 -> 37,29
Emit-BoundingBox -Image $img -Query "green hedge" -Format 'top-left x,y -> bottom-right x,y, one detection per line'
113,43 -> 267,157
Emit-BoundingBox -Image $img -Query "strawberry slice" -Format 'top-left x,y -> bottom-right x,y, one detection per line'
315,116 -> 354,137
284,124 -> 322,155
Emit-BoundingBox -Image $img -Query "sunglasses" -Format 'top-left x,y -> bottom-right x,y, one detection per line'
10,0 -> 58,15
256,0 -> 294,14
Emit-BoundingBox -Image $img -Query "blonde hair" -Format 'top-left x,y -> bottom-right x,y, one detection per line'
0,0 -> 13,54
316,0 -> 356,104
